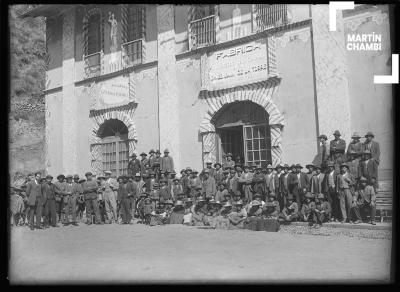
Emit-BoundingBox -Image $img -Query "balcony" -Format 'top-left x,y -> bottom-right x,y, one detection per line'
189,15 -> 216,50
84,51 -> 101,78
121,39 -> 143,67
255,4 -> 289,32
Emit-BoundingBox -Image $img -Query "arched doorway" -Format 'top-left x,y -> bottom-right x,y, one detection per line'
212,101 -> 272,167
97,119 -> 129,177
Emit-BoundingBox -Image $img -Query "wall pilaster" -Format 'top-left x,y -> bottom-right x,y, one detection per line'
62,8 -> 78,174
311,5 -> 351,141
157,5 -> 181,172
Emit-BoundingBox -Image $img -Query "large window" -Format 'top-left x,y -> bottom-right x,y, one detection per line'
84,10 -> 102,78
99,119 -> 129,177
122,4 -> 145,66
255,4 -> 289,32
243,124 -> 272,167
189,5 -> 216,49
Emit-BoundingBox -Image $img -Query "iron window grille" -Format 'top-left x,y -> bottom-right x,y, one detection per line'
255,4 -> 289,32
122,5 -> 145,67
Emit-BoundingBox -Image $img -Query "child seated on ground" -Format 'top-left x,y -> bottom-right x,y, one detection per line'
279,197 -> 299,223
143,198 -> 154,225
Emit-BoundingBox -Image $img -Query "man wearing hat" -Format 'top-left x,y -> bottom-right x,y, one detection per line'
238,164 -> 253,202
300,192 -> 317,225
25,172 -> 44,230
346,132 -> 363,181
310,165 -> 325,201
63,175 -> 79,226
322,161 -> 340,222
223,153 -> 235,169
359,150 -> 379,191
263,193 -> 280,219
354,176 -> 377,225
180,169 -> 190,197
54,174 -> 66,223
279,164 -> 291,207
215,182 -> 228,203
228,200 -> 247,229
139,152 -> 149,177
252,166 -> 266,201
116,176 -> 131,224
82,172 -> 102,225
264,164 -> 275,201
226,169 -> 239,197
280,197 -> 299,223
171,178 -> 183,202
330,130 -> 346,172
336,163 -> 355,223
312,194 -> 331,226
128,153 -> 141,178
103,170 -> 118,223
202,169 -> 217,200
288,164 -> 309,211
10,185 -> 26,227
161,149 -> 174,175
191,196 -> 207,226
189,170 -> 202,198
151,150 -> 162,179
158,178 -> 172,204
273,165 -> 283,210
305,164 -> 316,189
203,160 -> 215,178
362,131 -> 380,190
213,162 -> 224,185
317,134 -> 330,170
148,149 -> 156,168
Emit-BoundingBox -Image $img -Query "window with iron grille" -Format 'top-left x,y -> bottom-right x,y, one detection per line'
84,12 -> 102,77
255,4 -> 289,32
122,5 -> 145,67
189,5 -> 216,49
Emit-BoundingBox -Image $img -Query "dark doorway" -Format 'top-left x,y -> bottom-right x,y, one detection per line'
217,126 -> 244,164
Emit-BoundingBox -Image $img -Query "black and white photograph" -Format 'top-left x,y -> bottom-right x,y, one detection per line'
7,2 -> 397,284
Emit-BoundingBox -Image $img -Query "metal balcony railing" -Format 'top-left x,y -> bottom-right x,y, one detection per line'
256,4 -> 289,32
122,39 -> 143,67
189,15 -> 216,49
84,51 -> 101,78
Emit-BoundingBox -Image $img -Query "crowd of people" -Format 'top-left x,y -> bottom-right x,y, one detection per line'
9,130 -> 380,231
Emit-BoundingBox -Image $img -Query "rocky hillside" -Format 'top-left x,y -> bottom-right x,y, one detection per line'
9,5 -> 46,180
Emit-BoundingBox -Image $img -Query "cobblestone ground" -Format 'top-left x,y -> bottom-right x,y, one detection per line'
9,223 -> 392,284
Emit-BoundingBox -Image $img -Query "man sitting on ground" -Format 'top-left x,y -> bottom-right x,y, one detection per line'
280,196 -> 299,223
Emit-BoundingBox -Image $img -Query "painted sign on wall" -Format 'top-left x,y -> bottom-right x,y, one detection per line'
207,39 -> 268,90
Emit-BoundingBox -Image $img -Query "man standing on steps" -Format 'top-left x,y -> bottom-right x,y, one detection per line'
26,172 -> 44,230
161,149 -> 174,176
363,131 -> 380,191
82,172 -> 102,225
329,130 -> 346,173
128,153 -> 141,178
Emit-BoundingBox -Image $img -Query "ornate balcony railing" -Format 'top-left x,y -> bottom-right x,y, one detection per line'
121,39 -> 143,67
84,51 -> 102,78
255,4 -> 289,32
189,15 -> 216,50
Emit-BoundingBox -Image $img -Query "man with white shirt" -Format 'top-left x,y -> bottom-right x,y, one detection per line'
103,170 -> 119,223
323,162 -> 340,221
239,165 -> 253,202
311,165 -> 325,202
264,164 -> 275,200
25,172 -> 44,230
336,163 -> 355,223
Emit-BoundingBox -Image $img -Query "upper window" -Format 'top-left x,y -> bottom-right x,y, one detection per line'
189,5 -> 216,50
122,4 -> 145,67
255,4 -> 289,32
84,8 -> 103,78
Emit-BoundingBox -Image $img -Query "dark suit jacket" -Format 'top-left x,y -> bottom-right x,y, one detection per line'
288,172 -> 309,193
330,139 -> 346,163
364,141 -> 380,164
26,180 -> 43,206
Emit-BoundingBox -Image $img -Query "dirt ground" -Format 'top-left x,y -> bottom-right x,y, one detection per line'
9,223 -> 392,284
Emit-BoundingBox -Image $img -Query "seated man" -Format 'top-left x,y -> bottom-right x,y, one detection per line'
279,197 -> 299,223
169,200 -> 185,224
313,194 -> 331,226
149,202 -> 167,226
214,201 -> 233,229
262,193 -> 280,219
228,200 -> 247,229
191,197 -> 207,226
143,197 -> 154,225
244,200 -> 263,231
301,192 -> 317,226
246,193 -> 265,212
183,197 -> 194,225
203,198 -> 221,227
352,176 -> 376,225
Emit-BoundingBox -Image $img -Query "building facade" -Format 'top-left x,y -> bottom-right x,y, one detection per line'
23,4 -> 393,189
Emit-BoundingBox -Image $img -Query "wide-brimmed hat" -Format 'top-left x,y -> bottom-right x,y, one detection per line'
140,152 -> 147,156
274,164 -> 282,170
196,197 -> 206,202
251,200 -> 261,206
253,193 -> 261,199
225,153 -> 233,157
185,198 -> 193,203
214,200 -> 222,205
155,149 -> 161,154
78,179 -> 86,183
234,199 -> 243,206
203,168 -> 210,173
340,163 -> 350,169
175,200 -> 184,206
266,164 -> 273,169
283,164 -> 290,169
135,172 -> 141,177
97,176 -> 106,180
351,132 -> 361,139
172,178 -> 179,182
317,193 -> 325,199
66,175 -> 73,179
305,192 -> 314,199
130,153 -> 137,157
192,170 -> 199,174
180,169 -> 186,174
305,164 -> 315,169
327,161 -> 334,167
333,130 -> 341,136
318,134 -> 328,140
164,149 -> 169,153
290,164 -> 297,169
104,170 -> 112,175
84,172 -> 92,177
314,165 -> 321,170
149,149 -> 155,154
57,174 -> 65,180
45,175 -> 53,180
295,164 -> 303,169
359,176 -> 368,182
223,201 -> 232,207
269,192 -> 276,198
165,199 -> 174,205
73,174 -> 80,179
365,131 -> 374,138
214,162 -> 221,168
